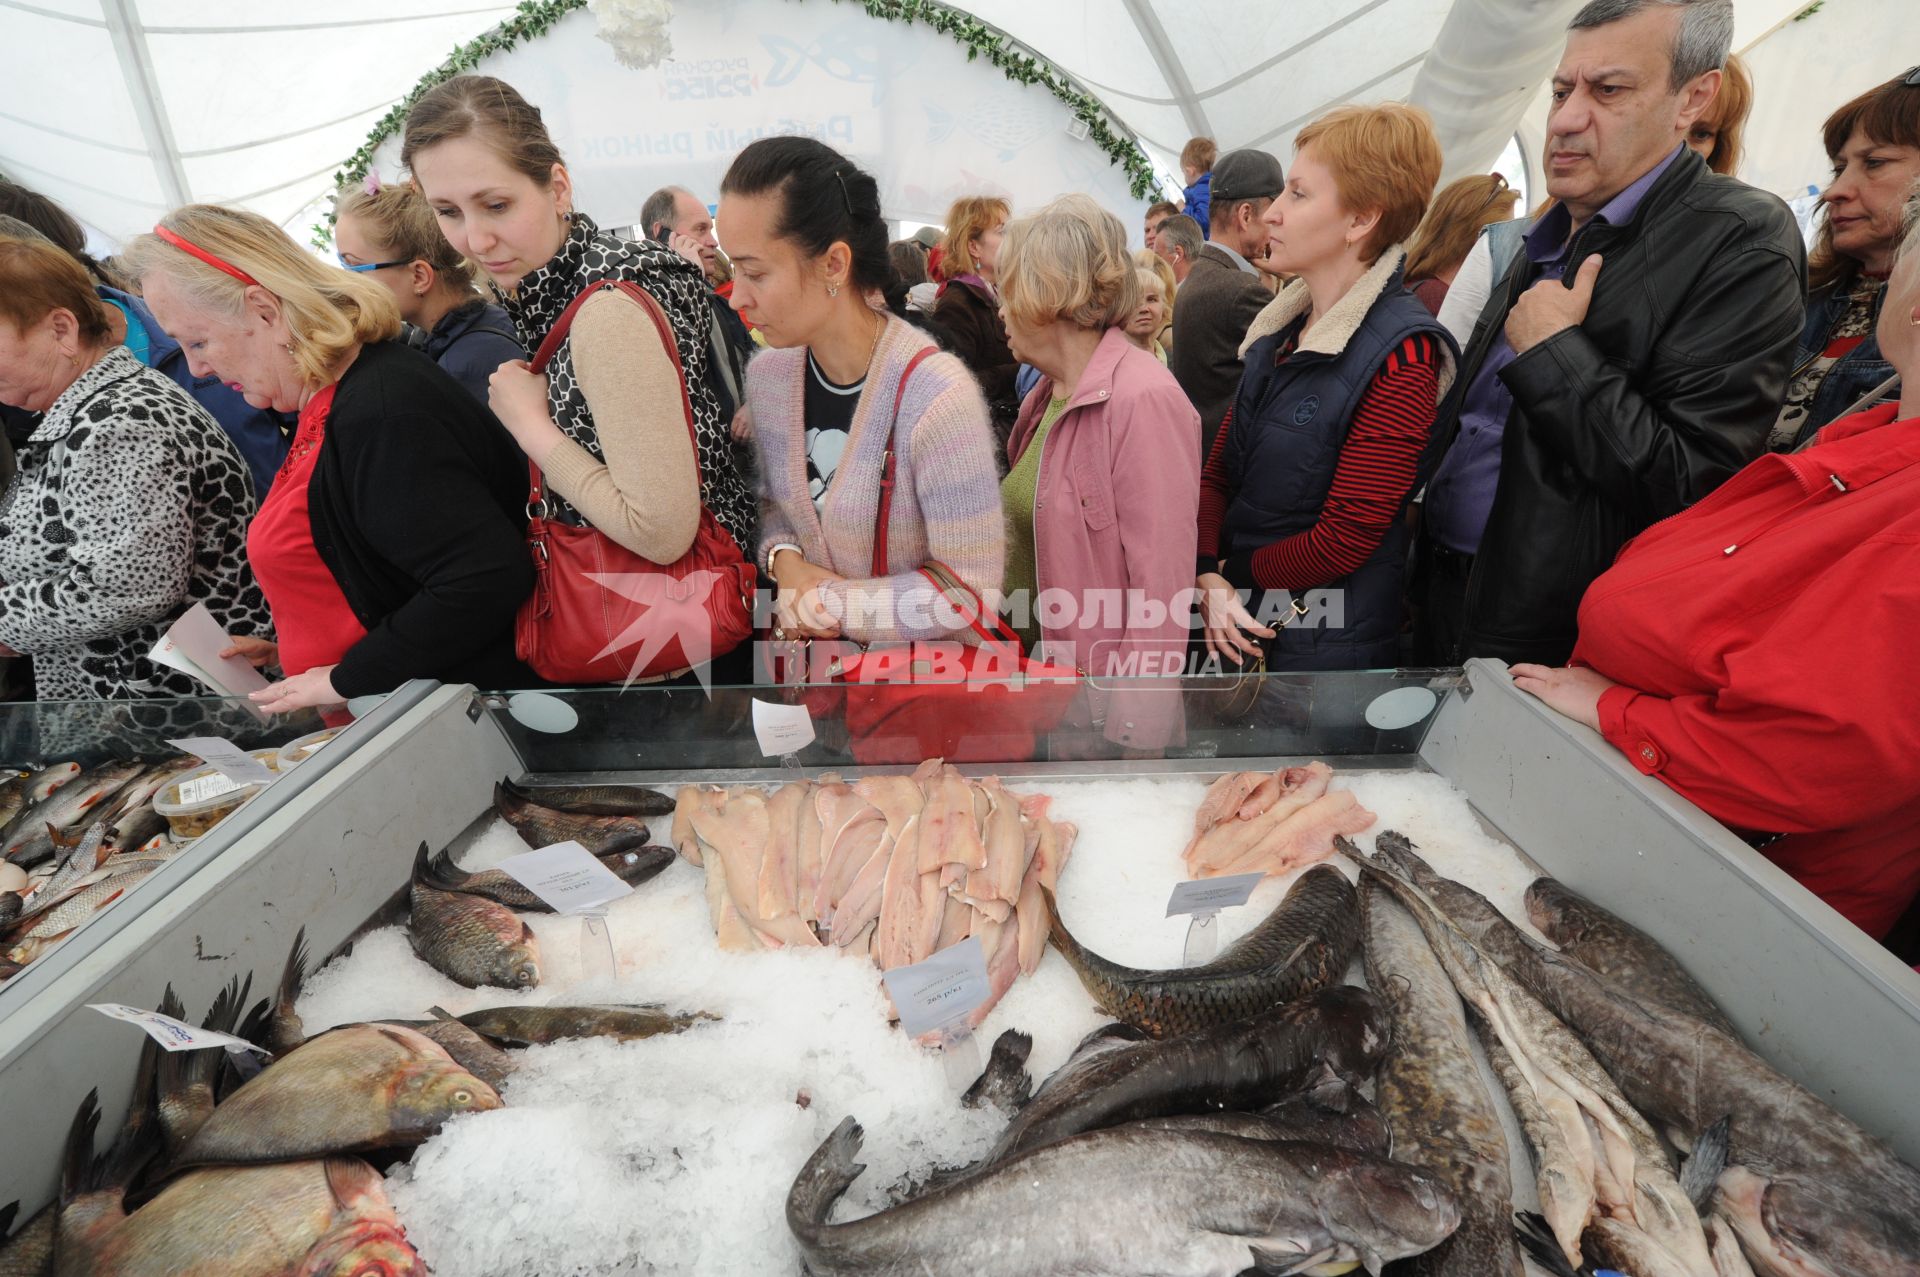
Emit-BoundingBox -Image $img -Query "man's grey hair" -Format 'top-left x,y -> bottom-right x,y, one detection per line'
1156,213 -> 1205,262
1568,0 -> 1733,92
640,185 -> 694,237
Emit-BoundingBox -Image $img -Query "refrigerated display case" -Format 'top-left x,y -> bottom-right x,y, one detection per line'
3,660 -> 1916,1228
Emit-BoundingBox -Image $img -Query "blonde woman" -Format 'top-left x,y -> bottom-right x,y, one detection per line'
933,195 -> 1019,440
332,178 -> 524,405
126,205 -> 536,712
1122,266 -> 1172,365
1131,247 -> 1176,356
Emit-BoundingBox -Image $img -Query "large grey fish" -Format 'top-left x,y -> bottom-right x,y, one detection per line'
454,1003 -> 714,1046
0,771 -> 31,835
378,1014 -> 518,1091
493,781 -> 653,855
1256,1060 -> 1393,1155
156,983 -> 246,1161
0,763 -> 78,844
1044,864 -> 1360,1038
1371,832 -> 1920,1277
1523,874 -> 1740,1039
408,843 -> 540,990
1359,874 -> 1521,1276
980,985 -> 1388,1167
422,843 -> 673,912
3,760 -> 144,868
789,1115 -> 1461,1276
499,775 -> 675,818
174,1023 -> 501,1169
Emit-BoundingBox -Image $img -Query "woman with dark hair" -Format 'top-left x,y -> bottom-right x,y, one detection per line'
720,137 -> 1004,645
0,180 -> 291,495
1771,68 -> 1920,451
403,73 -> 757,556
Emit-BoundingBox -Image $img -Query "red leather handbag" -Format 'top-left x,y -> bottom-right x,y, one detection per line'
514,280 -> 755,685
789,347 -> 1080,763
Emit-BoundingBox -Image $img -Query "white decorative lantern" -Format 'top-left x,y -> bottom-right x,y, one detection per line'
588,0 -> 675,70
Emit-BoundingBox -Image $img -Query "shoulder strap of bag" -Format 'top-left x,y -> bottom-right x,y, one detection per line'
524,279 -> 705,512
871,344 -> 939,576
917,562 -> 1023,654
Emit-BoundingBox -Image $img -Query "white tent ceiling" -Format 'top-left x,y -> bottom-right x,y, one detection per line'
0,0 -> 1893,246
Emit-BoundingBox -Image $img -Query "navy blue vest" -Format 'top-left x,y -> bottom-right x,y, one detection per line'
1219,269 -> 1453,670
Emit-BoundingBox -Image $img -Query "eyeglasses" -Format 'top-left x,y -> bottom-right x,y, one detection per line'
339,257 -> 411,273
1481,174 -> 1513,212
1905,65 -> 1920,87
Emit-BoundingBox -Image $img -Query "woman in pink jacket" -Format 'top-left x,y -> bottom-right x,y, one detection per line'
998,195 -> 1202,755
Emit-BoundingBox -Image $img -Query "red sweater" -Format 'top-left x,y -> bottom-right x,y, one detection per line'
1198,333 -> 1438,589
1572,402 -> 1920,939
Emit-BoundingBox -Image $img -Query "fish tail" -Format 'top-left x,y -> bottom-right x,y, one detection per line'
1513,1210 -> 1584,1277
786,1116 -> 866,1238
410,841 -> 433,887
423,847 -> 474,892
961,1029 -> 1033,1112
59,1088 -> 101,1205
1681,1116 -> 1732,1211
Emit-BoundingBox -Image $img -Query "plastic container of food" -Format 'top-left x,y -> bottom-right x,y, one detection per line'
152,750 -> 282,840
276,728 -> 341,770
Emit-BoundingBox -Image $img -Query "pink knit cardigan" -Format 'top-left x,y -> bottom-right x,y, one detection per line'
749,315 -> 1006,643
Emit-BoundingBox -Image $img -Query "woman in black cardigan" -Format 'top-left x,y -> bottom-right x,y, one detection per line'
128,204 -> 534,712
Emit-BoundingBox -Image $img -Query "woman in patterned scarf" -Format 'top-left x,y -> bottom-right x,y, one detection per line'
0,231 -> 270,700
404,75 -> 758,574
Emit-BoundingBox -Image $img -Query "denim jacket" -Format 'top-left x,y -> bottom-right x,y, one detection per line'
1781,270 -> 1896,451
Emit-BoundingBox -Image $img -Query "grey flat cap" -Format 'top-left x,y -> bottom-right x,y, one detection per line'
1211,149 -> 1286,203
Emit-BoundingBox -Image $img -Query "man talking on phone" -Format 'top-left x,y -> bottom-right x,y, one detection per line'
640,185 -> 757,444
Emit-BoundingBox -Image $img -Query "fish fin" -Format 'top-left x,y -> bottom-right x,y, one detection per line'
427,1005 -> 459,1023
960,1028 -> 1033,1112
1245,1243 -> 1341,1275
492,781 -> 513,820
321,1156 -> 382,1212
1513,1210 -> 1583,1277
0,1200 -> 15,1238
787,1117 -> 866,1233
423,847 -> 472,892
1681,1116 -> 1731,1212
275,925 -> 309,1028
59,1089 -> 101,1205
411,841 -> 433,887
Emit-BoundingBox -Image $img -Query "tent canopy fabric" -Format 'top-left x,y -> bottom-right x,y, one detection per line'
0,0 -> 1902,246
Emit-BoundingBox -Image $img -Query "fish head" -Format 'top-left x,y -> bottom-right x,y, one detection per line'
1294,986 -> 1391,1077
295,1218 -> 424,1276
1337,1159 -> 1462,1257
493,938 -> 541,989
1719,1166 -> 1897,1277
387,1060 -> 503,1140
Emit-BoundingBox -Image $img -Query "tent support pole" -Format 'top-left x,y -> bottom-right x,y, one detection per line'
1120,0 -> 1212,146
102,0 -> 191,210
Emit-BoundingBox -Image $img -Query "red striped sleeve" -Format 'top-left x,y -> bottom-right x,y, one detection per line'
1243,333 -> 1440,591
1196,403 -> 1236,564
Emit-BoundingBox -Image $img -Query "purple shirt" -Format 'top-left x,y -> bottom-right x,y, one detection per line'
1424,145 -> 1686,555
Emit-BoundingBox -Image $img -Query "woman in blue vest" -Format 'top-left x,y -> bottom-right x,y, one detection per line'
1194,103 -> 1456,672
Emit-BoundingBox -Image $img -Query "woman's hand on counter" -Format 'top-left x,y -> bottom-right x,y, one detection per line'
1196,572 -> 1274,666
251,664 -> 344,714
220,635 -> 280,669
1510,663 -> 1616,733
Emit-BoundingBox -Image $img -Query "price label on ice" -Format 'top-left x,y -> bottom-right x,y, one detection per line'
882,936 -> 990,1038
495,841 -> 634,915
168,736 -> 275,787
1165,872 -> 1264,918
750,698 -> 816,757
87,1003 -> 268,1054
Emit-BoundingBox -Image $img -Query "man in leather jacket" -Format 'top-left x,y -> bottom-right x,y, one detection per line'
1416,0 -> 1806,667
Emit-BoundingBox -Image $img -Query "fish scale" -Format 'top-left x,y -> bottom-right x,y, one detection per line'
407,844 -> 541,990
1045,864 -> 1360,1039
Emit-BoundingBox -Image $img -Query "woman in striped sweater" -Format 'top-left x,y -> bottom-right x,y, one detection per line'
720,137 -> 1004,645
1196,103 -> 1456,672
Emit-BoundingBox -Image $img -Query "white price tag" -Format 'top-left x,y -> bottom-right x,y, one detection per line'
175,772 -> 247,806
1165,872 -> 1264,918
494,841 -> 634,915
87,1003 -> 268,1054
168,737 -> 275,787
750,699 -> 816,757
882,936 -> 990,1038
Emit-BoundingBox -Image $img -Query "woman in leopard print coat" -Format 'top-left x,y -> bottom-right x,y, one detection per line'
0,234 -> 269,700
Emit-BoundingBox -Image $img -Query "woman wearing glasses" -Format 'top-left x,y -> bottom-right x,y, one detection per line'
333,178 -> 524,407
125,204 -> 536,713
1401,174 -> 1520,316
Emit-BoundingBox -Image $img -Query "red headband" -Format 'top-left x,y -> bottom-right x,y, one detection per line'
153,224 -> 260,287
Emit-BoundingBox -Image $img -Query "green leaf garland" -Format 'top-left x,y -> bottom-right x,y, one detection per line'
315,0 -> 1162,246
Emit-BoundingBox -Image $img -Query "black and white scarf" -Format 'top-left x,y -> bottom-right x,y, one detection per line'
500,213 -> 756,545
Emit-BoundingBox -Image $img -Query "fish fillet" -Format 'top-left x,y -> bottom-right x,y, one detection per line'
1206,789 -> 1375,879
1185,767 -> 1333,875
827,826 -> 891,943
795,788 -> 825,927
757,783 -> 808,920
874,815 -> 925,970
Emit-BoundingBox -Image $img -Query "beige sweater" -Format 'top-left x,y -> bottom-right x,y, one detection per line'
537,289 -> 700,563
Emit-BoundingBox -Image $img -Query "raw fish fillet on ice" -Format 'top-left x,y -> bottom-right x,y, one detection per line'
756,783 -> 808,920
1202,789 -> 1376,880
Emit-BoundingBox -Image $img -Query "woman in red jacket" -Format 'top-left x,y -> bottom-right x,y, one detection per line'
1513,190 -> 1920,941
